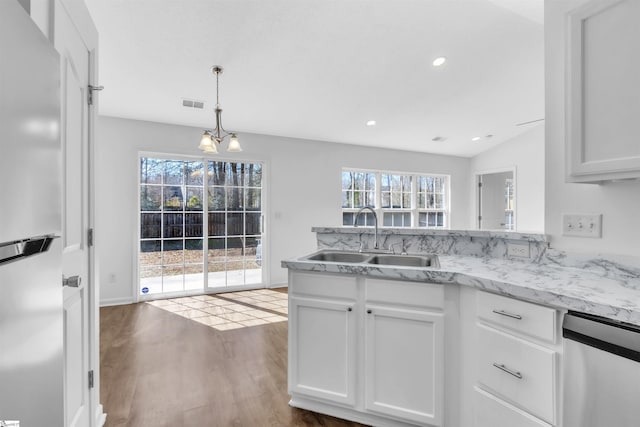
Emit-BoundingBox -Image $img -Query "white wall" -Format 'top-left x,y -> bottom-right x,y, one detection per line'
96,116 -> 472,305
545,0 -> 640,255
470,124 -> 545,232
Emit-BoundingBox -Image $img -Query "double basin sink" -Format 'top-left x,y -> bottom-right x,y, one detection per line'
304,250 -> 439,269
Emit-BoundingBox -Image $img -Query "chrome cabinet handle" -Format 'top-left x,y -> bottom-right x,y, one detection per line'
492,309 -> 522,320
63,275 -> 81,288
493,363 -> 523,379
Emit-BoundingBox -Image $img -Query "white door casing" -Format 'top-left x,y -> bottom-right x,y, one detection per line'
53,0 -> 99,425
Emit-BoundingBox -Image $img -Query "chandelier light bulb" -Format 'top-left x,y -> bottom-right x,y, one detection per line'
198,132 -> 213,150
227,134 -> 242,152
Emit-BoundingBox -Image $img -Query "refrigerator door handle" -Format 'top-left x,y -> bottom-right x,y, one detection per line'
0,235 -> 58,266
62,275 -> 82,288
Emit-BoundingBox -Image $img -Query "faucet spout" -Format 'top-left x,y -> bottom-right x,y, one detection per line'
353,206 -> 379,250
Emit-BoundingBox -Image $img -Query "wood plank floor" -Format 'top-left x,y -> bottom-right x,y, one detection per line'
100,288 -> 366,427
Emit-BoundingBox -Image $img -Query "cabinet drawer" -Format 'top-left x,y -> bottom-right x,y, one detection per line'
474,387 -> 551,427
289,271 -> 357,300
477,291 -> 556,343
476,324 -> 556,424
366,279 -> 443,310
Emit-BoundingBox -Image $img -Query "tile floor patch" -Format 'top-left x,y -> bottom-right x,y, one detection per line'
146,289 -> 288,331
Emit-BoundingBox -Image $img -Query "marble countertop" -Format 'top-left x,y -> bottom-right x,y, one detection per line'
282,252 -> 640,326
312,227 -> 550,242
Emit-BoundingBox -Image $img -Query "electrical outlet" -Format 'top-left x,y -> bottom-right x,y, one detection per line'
507,242 -> 530,258
562,214 -> 602,238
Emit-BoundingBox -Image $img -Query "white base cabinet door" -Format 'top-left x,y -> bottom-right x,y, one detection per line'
289,296 -> 357,406
364,305 -> 444,426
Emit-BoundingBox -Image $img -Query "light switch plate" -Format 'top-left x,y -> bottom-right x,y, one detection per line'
562,214 -> 602,238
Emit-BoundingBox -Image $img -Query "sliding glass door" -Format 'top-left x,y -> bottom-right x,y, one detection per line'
139,156 -> 263,297
206,161 -> 262,289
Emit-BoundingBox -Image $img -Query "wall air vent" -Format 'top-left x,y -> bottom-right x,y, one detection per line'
182,99 -> 205,109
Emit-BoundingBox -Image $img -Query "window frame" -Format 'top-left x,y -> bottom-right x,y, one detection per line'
341,168 -> 450,229
137,152 -> 267,301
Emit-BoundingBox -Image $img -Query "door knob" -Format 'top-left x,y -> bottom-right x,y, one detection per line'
63,275 -> 81,288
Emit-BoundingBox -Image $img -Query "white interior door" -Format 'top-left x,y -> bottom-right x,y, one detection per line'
55,2 -> 92,426
477,170 -> 515,231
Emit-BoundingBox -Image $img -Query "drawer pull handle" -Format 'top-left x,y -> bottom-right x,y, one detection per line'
347,307 -> 352,312
493,363 -> 523,379
492,309 -> 522,320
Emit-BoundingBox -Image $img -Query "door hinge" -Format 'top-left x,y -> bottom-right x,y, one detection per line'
87,84 -> 104,105
88,370 -> 94,389
478,215 -> 482,221
87,228 -> 94,247
478,182 -> 483,188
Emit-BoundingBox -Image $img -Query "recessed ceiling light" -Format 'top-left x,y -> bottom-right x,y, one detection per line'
432,57 -> 447,67
366,120 -> 376,126
472,136 -> 482,142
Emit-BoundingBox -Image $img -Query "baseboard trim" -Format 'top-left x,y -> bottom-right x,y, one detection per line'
100,297 -> 134,307
268,281 -> 288,289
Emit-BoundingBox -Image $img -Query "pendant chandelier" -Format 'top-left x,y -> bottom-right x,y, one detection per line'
198,66 -> 242,153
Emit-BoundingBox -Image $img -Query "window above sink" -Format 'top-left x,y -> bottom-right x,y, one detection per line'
341,168 -> 450,229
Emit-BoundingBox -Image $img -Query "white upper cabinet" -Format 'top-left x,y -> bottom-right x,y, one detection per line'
566,0 -> 640,183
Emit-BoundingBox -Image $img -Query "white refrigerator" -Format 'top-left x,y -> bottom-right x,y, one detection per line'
0,1 -> 64,425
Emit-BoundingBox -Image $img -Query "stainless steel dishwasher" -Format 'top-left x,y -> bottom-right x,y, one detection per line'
562,311 -> 640,427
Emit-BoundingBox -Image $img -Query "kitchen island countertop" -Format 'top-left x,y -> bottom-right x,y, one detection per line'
282,252 -> 640,326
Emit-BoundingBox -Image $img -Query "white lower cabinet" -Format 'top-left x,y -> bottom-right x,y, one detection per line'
288,273 -> 564,427
289,296 -> 357,406
471,291 -> 561,427
288,271 -> 445,427
365,305 -> 444,426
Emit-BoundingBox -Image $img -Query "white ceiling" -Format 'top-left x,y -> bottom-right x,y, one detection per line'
85,0 -> 544,158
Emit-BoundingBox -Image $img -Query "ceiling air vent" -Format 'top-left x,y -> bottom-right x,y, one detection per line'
182,99 -> 205,109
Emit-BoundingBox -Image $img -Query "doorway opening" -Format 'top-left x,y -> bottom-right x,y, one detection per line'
476,169 -> 515,231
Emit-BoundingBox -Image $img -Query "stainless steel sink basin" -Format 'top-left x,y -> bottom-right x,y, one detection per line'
366,254 -> 439,268
303,250 -> 439,268
306,251 -> 372,263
